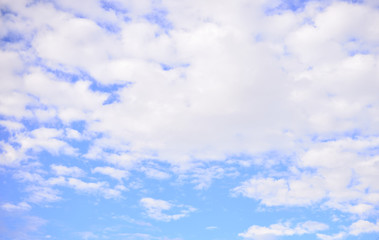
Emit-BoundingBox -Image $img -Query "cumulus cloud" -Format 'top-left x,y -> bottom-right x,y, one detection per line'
1,0 -> 379,238
349,219 -> 379,236
239,221 -> 329,240
140,198 -> 196,222
316,219 -> 379,239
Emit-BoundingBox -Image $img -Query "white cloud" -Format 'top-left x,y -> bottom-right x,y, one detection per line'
51,164 -> 85,177
239,221 -> 329,239
317,219 -> 379,239
317,232 -> 346,240
142,167 -> 171,180
1,202 -> 31,212
233,175 -> 325,207
140,197 -> 196,222
0,142 -> 26,166
0,120 -> 24,131
92,166 -> 128,181
65,128 -> 82,140
67,178 -> 105,192
2,0 -> 379,174
1,1 -> 379,238
67,178 -> 123,199
349,219 -> 379,236
17,128 -> 78,156
234,137 -> 379,216
26,185 -> 61,203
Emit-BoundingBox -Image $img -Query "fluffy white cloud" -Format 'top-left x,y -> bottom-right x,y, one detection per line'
51,165 -> 85,177
317,219 -> 379,239
92,166 -> 128,181
233,175 -> 325,207
0,142 -> 26,166
1,0 -> 379,238
20,128 -> 77,155
234,137 -> 379,216
140,197 -> 196,222
2,0 -> 378,168
349,219 -> 379,236
239,221 -> 328,239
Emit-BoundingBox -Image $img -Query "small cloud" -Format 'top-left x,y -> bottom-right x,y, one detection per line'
0,120 -> 24,131
51,164 -> 85,177
239,221 -> 328,239
349,219 -> 379,236
140,197 -> 196,222
67,178 -> 123,199
317,232 -> 346,240
143,167 -> 170,180
206,226 -> 218,230
92,166 -> 128,181
65,128 -> 82,140
1,202 -> 31,212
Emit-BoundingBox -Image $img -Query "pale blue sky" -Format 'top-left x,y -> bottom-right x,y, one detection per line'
1,0 -> 379,240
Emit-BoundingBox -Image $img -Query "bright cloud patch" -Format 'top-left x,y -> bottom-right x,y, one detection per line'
51,164 -> 85,177
140,198 -> 196,222
239,221 -> 329,239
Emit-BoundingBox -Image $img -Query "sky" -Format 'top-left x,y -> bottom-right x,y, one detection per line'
1,0 -> 379,239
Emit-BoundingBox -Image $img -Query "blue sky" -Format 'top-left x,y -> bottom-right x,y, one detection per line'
1,0 -> 379,240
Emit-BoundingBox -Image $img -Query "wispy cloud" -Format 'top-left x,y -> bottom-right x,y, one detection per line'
51,164 -> 85,177
92,166 -> 128,181
239,221 -> 329,239
140,198 -> 196,222
1,202 -> 31,212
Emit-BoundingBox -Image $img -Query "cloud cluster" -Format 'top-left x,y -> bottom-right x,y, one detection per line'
1,0 -> 379,239
234,137 -> 379,217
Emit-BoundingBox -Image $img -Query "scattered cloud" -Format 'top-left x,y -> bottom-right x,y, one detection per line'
51,164 -> 85,177
239,221 -> 329,239
234,137 -> 379,216
140,198 -> 196,222
1,202 -> 31,212
142,167 -> 171,180
92,166 -> 128,181
1,0 -> 379,239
